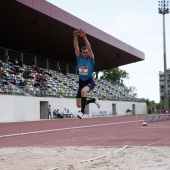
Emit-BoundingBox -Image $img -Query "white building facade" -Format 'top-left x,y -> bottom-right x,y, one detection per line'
0,95 -> 146,123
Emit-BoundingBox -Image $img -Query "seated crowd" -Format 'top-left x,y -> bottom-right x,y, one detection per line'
53,108 -> 75,119
0,59 -> 140,102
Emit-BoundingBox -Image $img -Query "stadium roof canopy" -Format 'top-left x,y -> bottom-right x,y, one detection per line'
0,0 -> 145,72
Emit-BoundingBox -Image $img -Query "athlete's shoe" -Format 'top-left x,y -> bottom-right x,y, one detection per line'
94,97 -> 100,109
77,112 -> 83,119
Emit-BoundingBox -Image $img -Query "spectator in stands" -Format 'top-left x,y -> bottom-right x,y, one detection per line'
14,58 -> 18,65
5,55 -> 9,63
0,60 -> 3,68
15,77 -> 20,87
57,66 -> 62,73
23,69 -> 30,79
32,63 -> 42,73
48,105 -> 52,119
7,67 -> 15,74
1,69 -> 7,80
44,69 -> 52,77
8,76 -> 16,85
15,66 -> 20,75
0,61 -> 3,82
19,79 -> 27,87
73,28 -> 100,119
39,80 -> 47,96
34,81 -> 40,88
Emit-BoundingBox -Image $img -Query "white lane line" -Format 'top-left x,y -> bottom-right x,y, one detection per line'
48,167 -> 58,170
148,121 -> 170,126
0,120 -> 143,138
80,145 -> 128,163
141,121 -> 170,128
144,136 -> 170,147
142,127 -> 170,129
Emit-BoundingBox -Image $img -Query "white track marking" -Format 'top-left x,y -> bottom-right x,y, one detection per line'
0,120 -> 143,138
48,168 -> 58,170
148,121 -> 170,126
48,145 -> 127,169
80,145 -> 128,163
144,137 -> 170,147
141,121 -> 170,128
48,146 -> 127,170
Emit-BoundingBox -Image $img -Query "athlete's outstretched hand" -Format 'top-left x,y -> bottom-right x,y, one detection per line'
78,28 -> 86,38
73,30 -> 79,36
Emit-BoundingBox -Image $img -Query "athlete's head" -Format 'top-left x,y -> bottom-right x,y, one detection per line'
81,46 -> 88,59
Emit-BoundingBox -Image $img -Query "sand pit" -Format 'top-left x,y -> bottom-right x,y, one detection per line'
0,146 -> 170,170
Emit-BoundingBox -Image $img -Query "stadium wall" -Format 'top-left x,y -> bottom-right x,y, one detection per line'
0,95 -> 147,122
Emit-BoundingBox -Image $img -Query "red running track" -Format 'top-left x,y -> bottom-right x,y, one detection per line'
0,115 -> 170,147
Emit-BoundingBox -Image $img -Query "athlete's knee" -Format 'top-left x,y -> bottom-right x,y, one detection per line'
81,89 -> 88,97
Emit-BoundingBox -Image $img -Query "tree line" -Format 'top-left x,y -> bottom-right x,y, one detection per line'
99,67 -> 170,109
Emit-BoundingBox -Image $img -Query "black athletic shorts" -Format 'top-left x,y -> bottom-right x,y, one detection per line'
76,78 -> 96,98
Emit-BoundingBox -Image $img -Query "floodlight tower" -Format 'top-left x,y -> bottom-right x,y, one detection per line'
158,0 -> 169,110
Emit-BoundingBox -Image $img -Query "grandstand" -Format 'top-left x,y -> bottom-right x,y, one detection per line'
0,0 -> 146,122
0,60 -> 142,101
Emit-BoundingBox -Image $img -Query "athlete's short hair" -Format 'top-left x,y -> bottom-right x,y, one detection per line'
81,46 -> 87,51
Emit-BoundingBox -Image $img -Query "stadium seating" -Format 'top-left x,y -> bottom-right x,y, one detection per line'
0,60 -> 141,101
